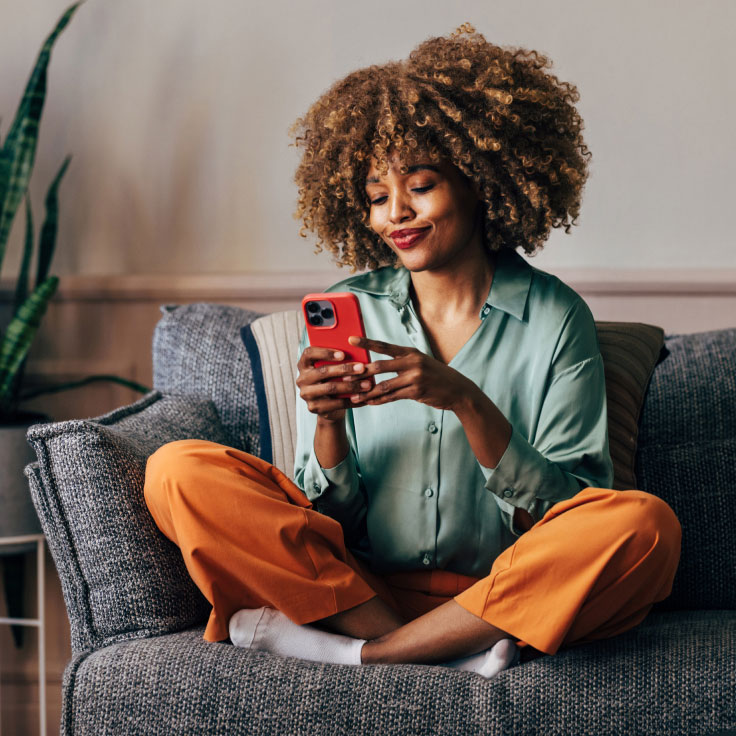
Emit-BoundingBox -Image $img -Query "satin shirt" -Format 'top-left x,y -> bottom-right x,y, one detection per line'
294,248 -> 614,577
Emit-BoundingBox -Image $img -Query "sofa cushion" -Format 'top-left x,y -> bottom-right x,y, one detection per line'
241,311 -> 665,490
637,327 -> 736,612
62,610 -> 735,736
25,391 -> 228,654
240,310 -> 305,474
152,303 -> 264,455
595,322 -> 665,490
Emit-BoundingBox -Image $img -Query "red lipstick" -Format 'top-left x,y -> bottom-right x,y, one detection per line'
391,227 -> 430,249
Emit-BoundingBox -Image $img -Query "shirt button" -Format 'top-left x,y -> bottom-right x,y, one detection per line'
313,482 -> 321,492
503,487 -> 514,498
424,487 -> 434,498
482,305 -> 491,317
422,553 -> 432,566
427,422 -> 438,434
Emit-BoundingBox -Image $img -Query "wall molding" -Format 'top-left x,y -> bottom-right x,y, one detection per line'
3,268 -> 736,302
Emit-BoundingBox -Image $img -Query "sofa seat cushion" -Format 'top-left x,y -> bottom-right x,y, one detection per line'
63,610 -> 735,736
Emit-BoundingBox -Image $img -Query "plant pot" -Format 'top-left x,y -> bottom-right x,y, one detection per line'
0,410 -> 51,555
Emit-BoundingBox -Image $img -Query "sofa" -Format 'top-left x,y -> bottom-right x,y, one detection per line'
23,301 -> 736,736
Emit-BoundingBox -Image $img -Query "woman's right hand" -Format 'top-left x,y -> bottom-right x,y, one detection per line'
296,347 -> 373,422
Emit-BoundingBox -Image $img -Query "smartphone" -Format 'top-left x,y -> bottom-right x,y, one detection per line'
301,292 -> 375,398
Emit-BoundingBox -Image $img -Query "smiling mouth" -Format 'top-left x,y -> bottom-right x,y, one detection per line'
391,228 -> 431,249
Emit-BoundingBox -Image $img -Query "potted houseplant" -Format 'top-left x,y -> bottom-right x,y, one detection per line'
0,2 -> 149,646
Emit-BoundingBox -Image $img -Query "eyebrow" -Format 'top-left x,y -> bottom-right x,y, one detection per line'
365,164 -> 441,185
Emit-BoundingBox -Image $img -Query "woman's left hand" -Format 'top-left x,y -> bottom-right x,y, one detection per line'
347,336 -> 475,411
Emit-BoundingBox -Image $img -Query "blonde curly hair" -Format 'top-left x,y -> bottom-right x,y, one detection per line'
289,23 -> 591,271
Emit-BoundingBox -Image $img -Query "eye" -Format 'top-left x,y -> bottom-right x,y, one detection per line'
369,185 -> 434,206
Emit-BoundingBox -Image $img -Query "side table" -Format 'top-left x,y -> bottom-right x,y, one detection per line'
0,534 -> 46,736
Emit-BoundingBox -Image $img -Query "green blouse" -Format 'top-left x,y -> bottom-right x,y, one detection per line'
294,248 -> 613,577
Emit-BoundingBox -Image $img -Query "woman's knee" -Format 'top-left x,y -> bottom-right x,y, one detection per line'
144,439 -> 227,501
619,490 -> 682,557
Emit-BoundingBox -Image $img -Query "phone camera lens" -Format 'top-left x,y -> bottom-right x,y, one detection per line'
306,301 -> 320,313
309,314 -> 323,326
321,307 -> 334,320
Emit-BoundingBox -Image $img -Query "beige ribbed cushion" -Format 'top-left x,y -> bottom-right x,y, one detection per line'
595,322 -> 665,490
248,311 -> 664,489
247,310 -> 304,474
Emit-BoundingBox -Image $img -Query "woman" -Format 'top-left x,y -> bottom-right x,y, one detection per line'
144,24 -> 681,679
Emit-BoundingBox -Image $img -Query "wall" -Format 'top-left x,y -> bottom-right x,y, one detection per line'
0,0 -> 734,279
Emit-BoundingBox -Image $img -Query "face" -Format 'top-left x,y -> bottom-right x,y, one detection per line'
364,150 -> 484,272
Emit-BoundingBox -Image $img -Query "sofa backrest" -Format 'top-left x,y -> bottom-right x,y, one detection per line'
153,304 -> 736,613
636,327 -> 736,612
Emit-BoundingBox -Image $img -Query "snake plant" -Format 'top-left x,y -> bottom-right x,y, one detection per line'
0,2 -> 149,422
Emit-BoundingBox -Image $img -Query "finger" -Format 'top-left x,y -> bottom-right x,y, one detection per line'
304,396 -> 352,414
347,336 -> 413,357
301,346 -> 347,365
302,378 -> 373,400
360,356 -> 417,377
302,362 -> 367,387
349,373 -> 413,403
364,385 -> 415,405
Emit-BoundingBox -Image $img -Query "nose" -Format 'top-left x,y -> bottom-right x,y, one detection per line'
388,189 -> 415,224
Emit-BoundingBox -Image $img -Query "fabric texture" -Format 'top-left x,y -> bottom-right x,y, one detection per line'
152,302 -> 264,454
61,611 -> 736,736
595,322 -> 665,489
24,391 -> 228,654
637,327 -> 736,611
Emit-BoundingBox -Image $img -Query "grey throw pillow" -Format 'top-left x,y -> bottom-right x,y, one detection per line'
25,390 -> 231,654
152,302 -> 264,456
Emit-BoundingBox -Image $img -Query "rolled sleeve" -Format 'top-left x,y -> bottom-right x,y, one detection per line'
479,351 -> 614,533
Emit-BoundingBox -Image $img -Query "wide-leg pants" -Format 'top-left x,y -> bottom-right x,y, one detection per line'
143,439 -> 682,657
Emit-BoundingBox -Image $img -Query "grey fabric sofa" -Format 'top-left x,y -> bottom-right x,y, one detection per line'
23,303 -> 736,736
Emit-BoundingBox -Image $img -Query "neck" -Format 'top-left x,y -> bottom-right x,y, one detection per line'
409,247 -> 497,321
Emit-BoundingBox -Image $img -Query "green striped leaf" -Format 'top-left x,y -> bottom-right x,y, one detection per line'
0,275 -> 59,414
14,195 -> 34,315
0,2 -> 82,268
35,155 -> 70,287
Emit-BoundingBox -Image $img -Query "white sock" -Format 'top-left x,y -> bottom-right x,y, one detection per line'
443,638 -> 521,678
228,607 -> 366,666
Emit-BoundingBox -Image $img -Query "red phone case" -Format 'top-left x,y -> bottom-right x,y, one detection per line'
301,292 -> 374,398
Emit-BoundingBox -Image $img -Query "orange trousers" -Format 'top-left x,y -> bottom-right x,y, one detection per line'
143,439 -> 682,657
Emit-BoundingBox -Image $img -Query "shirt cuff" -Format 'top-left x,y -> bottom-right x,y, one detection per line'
479,424 -> 580,515
303,449 -> 359,505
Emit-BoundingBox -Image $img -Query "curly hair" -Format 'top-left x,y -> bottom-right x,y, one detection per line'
289,22 -> 592,271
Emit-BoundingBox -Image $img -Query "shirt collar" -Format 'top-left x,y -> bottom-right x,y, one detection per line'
348,248 -> 532,322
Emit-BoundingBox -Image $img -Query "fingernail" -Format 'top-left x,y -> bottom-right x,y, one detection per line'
353,363 -> 363,372
350,395 -> 361,402
361,381 -> 370,389
334,351 -> 343,359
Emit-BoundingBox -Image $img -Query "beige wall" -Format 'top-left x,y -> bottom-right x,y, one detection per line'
1,0 -> 735,279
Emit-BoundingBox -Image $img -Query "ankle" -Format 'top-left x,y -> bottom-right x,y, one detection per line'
360,637 -> 395,665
